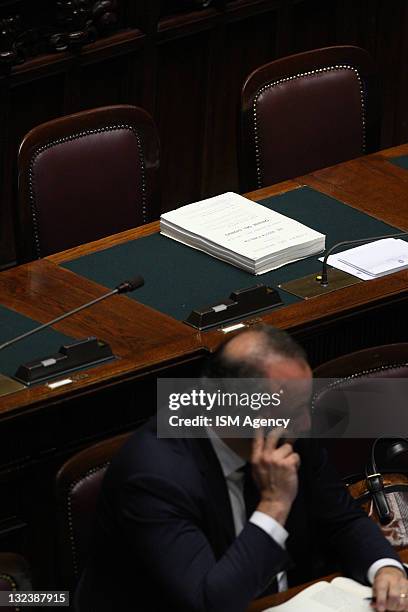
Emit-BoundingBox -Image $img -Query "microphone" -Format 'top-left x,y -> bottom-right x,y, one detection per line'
0,276 -> 144,388
280,231 -> 408,300
0,276 -> 144,353
320,231 -> 408,286
115,277 -> 145,295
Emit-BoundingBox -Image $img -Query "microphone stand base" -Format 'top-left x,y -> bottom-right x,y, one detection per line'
279,268 -> 362,299
0,373 -> 26,398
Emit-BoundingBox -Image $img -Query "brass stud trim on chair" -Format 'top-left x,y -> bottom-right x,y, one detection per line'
0,573 -> 19,611
311,361 -> 408,413
65,462 -> 110,578
252,65 -> 367,189
28,124 -> 149,259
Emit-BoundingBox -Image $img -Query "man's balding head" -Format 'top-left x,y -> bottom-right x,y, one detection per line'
204,325 -> 312,441
204,325 -> 308,379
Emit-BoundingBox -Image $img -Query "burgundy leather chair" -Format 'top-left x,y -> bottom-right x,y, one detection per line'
17,105 -> 160,262
312,343 -> 408,480
55,431 -> 131,590
0,554 -> 31,612
240,45 -> 379,192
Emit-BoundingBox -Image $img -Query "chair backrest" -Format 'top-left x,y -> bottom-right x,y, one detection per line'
55,431 -> 132,589
240,45 -> 379,192
17,105 -> 160,262
312,343 -> 408,479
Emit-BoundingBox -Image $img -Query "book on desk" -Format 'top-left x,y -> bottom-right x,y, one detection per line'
262,577 -> 371,611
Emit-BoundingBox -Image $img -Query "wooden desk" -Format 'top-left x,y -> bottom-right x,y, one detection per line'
0,144 -> 408,584
2,144 -> 408,419
0,258 -> 203,416
247,549 -> 408,611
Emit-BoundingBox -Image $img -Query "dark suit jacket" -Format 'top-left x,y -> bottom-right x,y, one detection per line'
75,418 -> 399,611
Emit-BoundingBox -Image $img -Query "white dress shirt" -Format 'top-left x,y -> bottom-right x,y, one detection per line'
207,431 -> 403,591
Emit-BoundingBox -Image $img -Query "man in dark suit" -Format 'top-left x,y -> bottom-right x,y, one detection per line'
76,325 -> 408,612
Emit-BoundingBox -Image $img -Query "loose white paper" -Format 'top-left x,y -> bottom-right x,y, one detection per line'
319,238 -> 408,281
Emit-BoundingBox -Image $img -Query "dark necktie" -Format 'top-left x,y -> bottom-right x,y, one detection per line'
240,462 -> 260,518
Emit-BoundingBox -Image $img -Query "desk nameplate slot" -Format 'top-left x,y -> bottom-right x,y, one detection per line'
184,284 -> 283,330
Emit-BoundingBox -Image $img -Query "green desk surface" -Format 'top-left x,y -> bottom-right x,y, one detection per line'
0,306 -> 73,377
62,186 -> 403,322
389,155 -> 408,171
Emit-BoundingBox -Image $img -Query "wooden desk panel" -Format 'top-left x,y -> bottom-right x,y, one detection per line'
302,156 -> 408,229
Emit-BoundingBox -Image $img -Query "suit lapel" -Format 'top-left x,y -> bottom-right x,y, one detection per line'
191,437 -> 236,554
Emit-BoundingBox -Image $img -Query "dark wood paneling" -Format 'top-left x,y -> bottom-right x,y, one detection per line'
156,31 -> 211,208
292,0 -> 337,51
78,52 -> 144,111
1,0 -> 408,268
9,75 -> 65,142
394,3 -> 408,144
1,75 -> 65,266
374,0 -> 407,145
205,10 -> 278,194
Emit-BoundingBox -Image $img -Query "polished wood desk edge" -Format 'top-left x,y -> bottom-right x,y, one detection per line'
201,275 -> 408,350
46,145 -> 408,265
0,260 -> 204,415
247,549 -> 408,611
301,153 -> 408,231
380,143 -> 408,158
0,260 -> 199,347
0,345 -> 207,419
47,220 -> 161,264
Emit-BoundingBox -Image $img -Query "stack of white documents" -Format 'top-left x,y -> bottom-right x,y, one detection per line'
322,238 -> 408,280
160,192 -> 325,274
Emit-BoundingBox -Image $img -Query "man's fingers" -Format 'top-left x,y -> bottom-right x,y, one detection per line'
252,428 -> 300,470
373,581 -> 389,612
251,429 -> 264,464
264,427 -> 286,452
387,582 -> 404,611
289,452 -> 301,469
396,594 -> 408,611
395,584 -> 408,611
272,442 -> 294,460
372,576 -> 406,612
272,452 -> 301,470
373,570 -> 408,611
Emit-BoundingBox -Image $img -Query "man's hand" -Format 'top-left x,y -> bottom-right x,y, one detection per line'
373,566 -> 408,611
251,428 -> 300,526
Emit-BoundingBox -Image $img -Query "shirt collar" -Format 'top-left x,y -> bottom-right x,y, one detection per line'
207,428 -> 245,478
